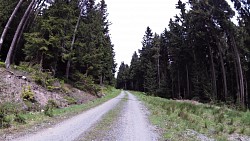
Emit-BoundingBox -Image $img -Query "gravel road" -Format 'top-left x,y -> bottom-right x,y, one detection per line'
113,91 -> 158,141
13,92 -> 126,141
12,91 -> 158,141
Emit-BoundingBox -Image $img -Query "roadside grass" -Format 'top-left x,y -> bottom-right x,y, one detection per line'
131,91 -> 250,141
0,61 -> 4,68
79,93 -> 128,141
0,87 -> 121,135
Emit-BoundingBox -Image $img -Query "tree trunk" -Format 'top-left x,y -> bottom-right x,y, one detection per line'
217,43 -> 228,101
39,53 -> 44,72
157,53 -> 160,88
234,60 -> 240,103
66,9 -> 82,79
14,1 -> 37,62
0,0 -> 24,52
99,75 -> 103,85
186,64 -> 189,99
208,44 -> 217,100
5,0 -> 35,68
228,31 -> 245,107
244,74 -> 248,108
178,70 -> 181,99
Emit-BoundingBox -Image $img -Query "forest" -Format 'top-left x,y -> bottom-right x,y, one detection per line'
116,0 -> 250,109
0,0 -> 116,89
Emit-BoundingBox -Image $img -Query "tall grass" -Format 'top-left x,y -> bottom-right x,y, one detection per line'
131,91 -> 250,140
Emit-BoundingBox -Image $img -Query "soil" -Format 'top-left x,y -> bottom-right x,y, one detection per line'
0,67 -> 96,109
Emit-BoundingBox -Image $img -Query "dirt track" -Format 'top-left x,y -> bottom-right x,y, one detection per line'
12,91 -> 158,141
112,91 -> 158,141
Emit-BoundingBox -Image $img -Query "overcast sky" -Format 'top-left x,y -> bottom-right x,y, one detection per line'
100,0 -> 234,74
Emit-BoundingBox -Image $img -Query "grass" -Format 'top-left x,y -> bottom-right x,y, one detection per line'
0,61 -> 4,68
79,93 -> 128,140
0,87 -> 121,135
131,91 -> 250,141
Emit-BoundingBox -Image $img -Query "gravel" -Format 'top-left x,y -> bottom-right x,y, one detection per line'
109,91 -> 159,141
11,91 -> 159,141
12,91 -> 126,141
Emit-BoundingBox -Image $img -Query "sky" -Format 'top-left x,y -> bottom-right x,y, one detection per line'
100,0 -> 235,74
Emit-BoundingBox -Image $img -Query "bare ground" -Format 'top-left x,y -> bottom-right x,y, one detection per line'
0,67 -> 96,108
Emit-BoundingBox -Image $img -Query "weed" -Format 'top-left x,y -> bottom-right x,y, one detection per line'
215,113 -> 224,123
204,120 -> 208,128
241,111 -> 250,125
216,124 -> 224,133
228,127 -> 236,134
228,118 -> 234,125
240,126 -> 245,134
14,114 -> 26,124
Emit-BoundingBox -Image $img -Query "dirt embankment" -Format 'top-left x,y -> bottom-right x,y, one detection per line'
0,67 -> 96,109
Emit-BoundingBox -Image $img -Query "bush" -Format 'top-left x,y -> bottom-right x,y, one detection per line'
64,96 -> 77,105
72,72 -> 100,95
44,100 -> 58,117
14,114 -> 26,124
32,71 -> 56,90
21,85 -> 35,102
0,102 -> 22,128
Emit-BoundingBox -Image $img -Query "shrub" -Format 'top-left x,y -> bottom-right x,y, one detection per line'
21,85 -> 35,102
44,100 -> 58,117
32,70 -> 59,91
73,72 -> 100,95
0,102 -> 21,128
14,114 -> 26,124
64,96 -> 77,105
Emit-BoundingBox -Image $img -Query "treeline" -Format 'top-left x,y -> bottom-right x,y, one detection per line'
117,0 -> 250,108
0,0 -> 116,86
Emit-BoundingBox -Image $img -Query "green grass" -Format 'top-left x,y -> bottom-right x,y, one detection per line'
0,61 -> 4,68
131,91 -> 250,141
0,87 -> 121,134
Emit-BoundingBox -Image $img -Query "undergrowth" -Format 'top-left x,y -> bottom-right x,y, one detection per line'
0,102 -> 25,128
131,91 -> 250,141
